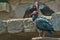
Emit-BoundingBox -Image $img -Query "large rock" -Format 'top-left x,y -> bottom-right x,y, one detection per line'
8,20 -> 24,33
0,21 -> 6,33
0,11 -> 9,20
23,19 -> 36,32
52,12 -> 60,31
0,3 -> 9,12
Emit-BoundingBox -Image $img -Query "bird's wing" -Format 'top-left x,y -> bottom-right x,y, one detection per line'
35,18 -> 47,30
35,18 -> 53,31
39,4 -> 54,16
43,22 -> 53,31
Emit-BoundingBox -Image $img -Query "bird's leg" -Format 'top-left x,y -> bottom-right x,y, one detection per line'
36,29 -> 41,37
42,31 -> 46,39
39,32 -> 41,37
38,31 -> 43,37
37,30 -> 41,37
35,28 -> 41,37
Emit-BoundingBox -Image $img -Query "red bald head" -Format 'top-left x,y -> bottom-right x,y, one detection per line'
30,11 -> 38,17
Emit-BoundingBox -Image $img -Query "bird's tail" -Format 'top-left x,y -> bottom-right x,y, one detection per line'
48,31 -> 52,35
47,30 -> 55,36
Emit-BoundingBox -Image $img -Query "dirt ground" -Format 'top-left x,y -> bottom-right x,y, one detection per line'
0,31 -> 60,40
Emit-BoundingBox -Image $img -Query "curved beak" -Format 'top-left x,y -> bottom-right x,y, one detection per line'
30,11 -> 38,17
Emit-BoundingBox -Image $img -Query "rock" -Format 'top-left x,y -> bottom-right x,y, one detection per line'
0,18 -> 36,33
0,21 -> 6,33
32,37 -> 60,40
52,12 -> 60,31
8,20 -> 24,33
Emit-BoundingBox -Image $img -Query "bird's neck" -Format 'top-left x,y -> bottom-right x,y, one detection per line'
32,14 -> 38,21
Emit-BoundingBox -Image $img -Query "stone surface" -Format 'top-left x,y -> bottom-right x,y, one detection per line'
0,21 -> 6,33
8,20 -> 24,33
0,3 -> 9,12
0,18 -> 36,33
52,12 -> 60,31
32,37 -> 60,40
0,11 -> 9,20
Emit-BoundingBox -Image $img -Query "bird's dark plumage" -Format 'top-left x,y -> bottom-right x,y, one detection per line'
23,5 -> 37,18
23,2 -> 55,18
39,3 -> 54,16
32,11 -> 54,35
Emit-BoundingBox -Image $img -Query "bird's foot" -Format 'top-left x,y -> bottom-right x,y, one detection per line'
39,33 -> 41,37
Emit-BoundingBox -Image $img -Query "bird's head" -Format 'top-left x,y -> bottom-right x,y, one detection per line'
30,11 -> 38,17
30,11 -> 38,21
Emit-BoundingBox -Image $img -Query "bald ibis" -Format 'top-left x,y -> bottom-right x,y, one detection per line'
23,1 -> 54,18
31,11 -> 55,37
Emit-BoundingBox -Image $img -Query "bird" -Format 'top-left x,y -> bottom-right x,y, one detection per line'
23,0 -> 39,18
23,0 -> 54,18
30,11 -> 55,37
